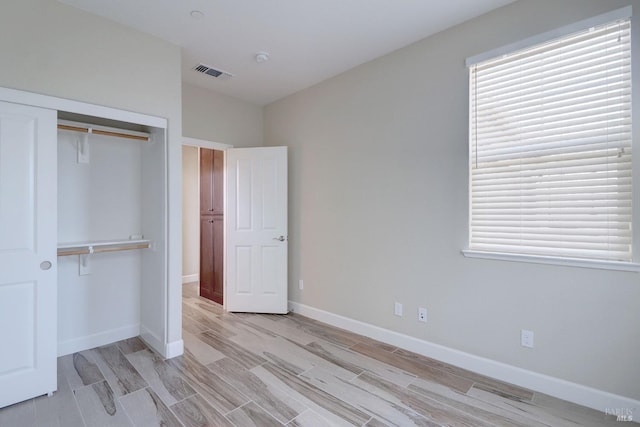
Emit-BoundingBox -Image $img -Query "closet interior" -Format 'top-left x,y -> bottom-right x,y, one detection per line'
55,111 -> 167,357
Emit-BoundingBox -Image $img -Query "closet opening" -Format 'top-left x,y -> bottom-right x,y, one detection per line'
56,110 -> 167,357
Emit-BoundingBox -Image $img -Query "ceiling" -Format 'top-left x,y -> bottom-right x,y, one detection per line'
58,0 -> 516,105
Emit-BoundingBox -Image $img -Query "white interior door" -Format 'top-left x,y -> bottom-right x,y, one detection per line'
0,101 -> 57,408
226,147 -> 288,313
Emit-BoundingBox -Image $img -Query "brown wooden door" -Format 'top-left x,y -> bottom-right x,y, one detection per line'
199,216 -> 223,304
199,148 -> 224,304
200,147 -> 224,216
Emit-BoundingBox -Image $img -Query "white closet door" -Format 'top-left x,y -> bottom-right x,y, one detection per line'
226,147 -> 288,314
0,101 -> 57,408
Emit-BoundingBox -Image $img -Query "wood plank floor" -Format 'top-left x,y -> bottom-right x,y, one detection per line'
0,283 -> 623,426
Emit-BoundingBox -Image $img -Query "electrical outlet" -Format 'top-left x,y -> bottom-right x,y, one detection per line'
521,329 -> 534,348
394,302 -> 403,317
418,307 -> 427,322
298,279 -> 304,290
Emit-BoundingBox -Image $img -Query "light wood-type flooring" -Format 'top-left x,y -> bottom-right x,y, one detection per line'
0,282 -> 623,426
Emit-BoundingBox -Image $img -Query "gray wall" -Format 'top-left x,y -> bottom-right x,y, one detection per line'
0,0 -> 184,348
183,82 -> 263,147
264,0 -> 640,400
182,146 -> 200,281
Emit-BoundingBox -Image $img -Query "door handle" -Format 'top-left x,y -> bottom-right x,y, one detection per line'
40,261 -> 52,270
208,220 -> 214,223
273,236 -> 286,242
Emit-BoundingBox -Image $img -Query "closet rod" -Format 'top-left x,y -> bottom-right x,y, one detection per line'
57,123 -> 150,142
57,238 -> 151,256
57,243 -> 150,257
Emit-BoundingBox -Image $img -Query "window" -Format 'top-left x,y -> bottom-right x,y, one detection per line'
466,11 -> 632,264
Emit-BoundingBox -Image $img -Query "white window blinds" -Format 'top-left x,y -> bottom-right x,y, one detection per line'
469,18 -> 632,262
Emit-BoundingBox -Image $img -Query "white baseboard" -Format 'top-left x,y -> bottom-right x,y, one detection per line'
59,324 -> 184,360
288,301 -> 640,414
139,324 -> 184,359
182,274 -> 199,284
58,324 -> 140,357
139,324 -> 163,355
165,339 -> 184,359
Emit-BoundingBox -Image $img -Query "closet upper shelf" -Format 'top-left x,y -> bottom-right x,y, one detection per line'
57,239 -> 151,256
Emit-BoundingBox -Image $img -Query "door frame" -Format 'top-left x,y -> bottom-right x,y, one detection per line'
182,137 -> 232,309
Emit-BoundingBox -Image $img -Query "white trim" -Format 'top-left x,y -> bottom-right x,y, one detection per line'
466,6 -> 632,66
57,324 -> 140,357
140,324 -> 183,358
288,301 -> 640,413
0,87 -> 166,128
140,324 -> 164,356
182,274 -> 199,284
165,340 -> 184,358
183,136 -> 233,151
223,152 -> 228,313
462,250 -> 640,272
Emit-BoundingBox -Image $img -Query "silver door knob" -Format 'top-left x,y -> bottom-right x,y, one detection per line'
273,236 -> 286,242
40,261 -> 52,270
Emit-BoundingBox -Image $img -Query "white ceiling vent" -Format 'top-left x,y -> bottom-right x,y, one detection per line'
193,64 -> 233,80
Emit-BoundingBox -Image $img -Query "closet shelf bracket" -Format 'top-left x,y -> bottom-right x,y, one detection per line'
78,131 -> 90,164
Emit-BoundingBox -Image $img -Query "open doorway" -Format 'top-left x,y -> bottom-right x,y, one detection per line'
182,140 -> 289,314
181,138 -> 232,306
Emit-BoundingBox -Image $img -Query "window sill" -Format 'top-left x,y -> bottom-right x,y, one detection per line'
461,250 -> 640,272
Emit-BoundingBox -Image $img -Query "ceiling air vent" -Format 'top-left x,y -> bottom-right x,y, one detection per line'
193,64 -> 233,80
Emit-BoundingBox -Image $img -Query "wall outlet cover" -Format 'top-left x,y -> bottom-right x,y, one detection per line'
394,302 -> 403,317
